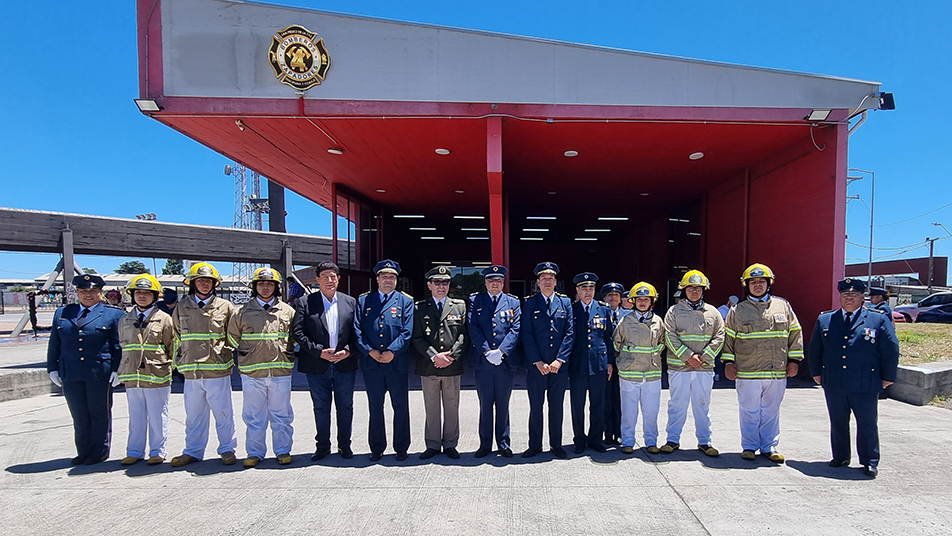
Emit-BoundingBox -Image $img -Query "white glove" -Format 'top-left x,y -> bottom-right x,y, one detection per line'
49,371 -> 63,387
109,372 -> 121,387
485,349 -> 504,366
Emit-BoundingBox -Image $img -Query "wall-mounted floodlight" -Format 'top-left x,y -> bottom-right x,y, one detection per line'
805,109 -> 831,121
134,99 -> 161,112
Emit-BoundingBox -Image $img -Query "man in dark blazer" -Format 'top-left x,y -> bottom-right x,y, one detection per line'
354,259 -> 414,461
412,265 -> 468,460
569,273 -> 614,454
293,261 -> 359,461
808,278 -> 899,478
469,265 -> 521,458
47,274 -> 124,465
521,261 -> 574,458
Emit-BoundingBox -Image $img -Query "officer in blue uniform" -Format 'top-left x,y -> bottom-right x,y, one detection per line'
521,261 -> 574,458
868,287 -> 893,324
47,274 -> 125,464
600,282 -> 630,445
808,278 -> 899,478
569,273 -> 614,454
468,265 -> 521,458
355,260 -> 414,461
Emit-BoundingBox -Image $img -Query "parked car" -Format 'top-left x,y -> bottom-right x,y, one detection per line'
916,304 -> 952,324
892,311 -> 906,323
894,292 -> 952,322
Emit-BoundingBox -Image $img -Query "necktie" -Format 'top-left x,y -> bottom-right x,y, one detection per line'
640,314 -> 647,323
492,295 -> 499,310
612,311 -> 618,323
137,313 -> 145,326
845,311 -> 852,326
381,293 -> 389,306
437,301 -> 443,315
80,308 -> 90,319
263,303 -> 271,311
197,301 -> 205,309
546,297 -> 552,312
585,305 -> 590,317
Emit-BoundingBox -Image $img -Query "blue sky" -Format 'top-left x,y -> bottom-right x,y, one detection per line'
1,0 -> 950,283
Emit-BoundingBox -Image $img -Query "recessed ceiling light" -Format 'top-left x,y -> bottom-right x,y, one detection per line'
548,191 -> 557,195
640,193 -> 649,196
597,217 -> 628,221
460,227 -> 488,231
689,152 -> 704,160
575,237 -> 597,241
522,228 -> 549,232
564,150 -> 579,157
409,227 -> 436,231
520,237 -> 543,241
327,148 -> 344,155
376,189 -> 386,193
432,261 -> 452,265
361,228 -> 379,232
453,215 -> 485,220
584,229 -> 611,232
394,215 -> 425,219
435,148 -> 451,155
688,232 -> 702,236
455,190 -> 464,194
527,216 -> 557,220
420,236 -> 444,240
466,237 -> 489,240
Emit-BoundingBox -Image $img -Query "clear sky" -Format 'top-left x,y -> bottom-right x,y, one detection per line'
1,0 -> 950,283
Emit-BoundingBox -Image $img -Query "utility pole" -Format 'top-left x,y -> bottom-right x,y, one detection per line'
927,237 -> 937,292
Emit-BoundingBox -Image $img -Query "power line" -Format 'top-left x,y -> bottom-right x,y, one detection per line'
875,201 -> 952,227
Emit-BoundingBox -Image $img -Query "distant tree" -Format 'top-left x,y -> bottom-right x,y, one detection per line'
82,267 -> 98,274
115,260 -> 149,274
162,259 -> 185,275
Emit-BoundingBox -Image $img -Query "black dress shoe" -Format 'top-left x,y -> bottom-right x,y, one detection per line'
339,446 -> 354,459
551,447 -> 568,459
420,448 -> 440,460
573,445 -> 586,454
71,456 -> 86,465
522,447 -> 542,458
499,448 -> 513,458
863,465 -> 878,478
369,452 -> 383,462
589,443 -> 607,453
311,448 -> 331,461
829,459 -> 850,467
396,451 -> 408,461
474,448 -> 491,458
445,448 -> 460,460
84,454 -> 108,465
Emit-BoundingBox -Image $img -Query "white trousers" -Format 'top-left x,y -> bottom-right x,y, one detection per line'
735,378 -> 786,453
665,370 -> 714,445
241,375 -> 294,458
125,386 -> 171,458
183,376 -> 238,459
619,379 -> 661,448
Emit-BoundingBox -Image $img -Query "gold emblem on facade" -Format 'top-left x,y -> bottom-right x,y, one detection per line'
268,25 -> 330,91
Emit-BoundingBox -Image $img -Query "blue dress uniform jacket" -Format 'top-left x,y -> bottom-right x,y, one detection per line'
808,307 -> 899,467
569,301 -> 615,376
871,302 -> 894,324
808,308 -> 899,393
522,293 -> 575,365
468,292 -> 521,370
354,290 -> 414,456
355,291 -> 414,372
47,302 -> 124,461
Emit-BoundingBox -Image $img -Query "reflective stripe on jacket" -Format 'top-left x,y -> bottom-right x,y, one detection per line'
612,312 -> 664,382
172,296 -> 235,379
118,308 -> 175,387
227,299 -> 296,378
663,301 -> 724,372
722,296 -> 803,379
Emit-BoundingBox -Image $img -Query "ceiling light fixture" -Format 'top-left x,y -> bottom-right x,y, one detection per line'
640,193 -> 650,196
393,215 -> 425,219
133,98 -> 161,112
327,147 -> 344,155
520,237 -> 543,241
597,217 -> 629,221
455,190 -> 464,194
575,238 -> 597,241
526,216 -> 557,220
460,227 -> 488,231
548,191 -> 557,195
689,152 -> 704,160
409,227 -> 436,231
523,228 -> 549,232
420,236 -> 444,240
435,148 -> 451,155
584,229 -> 611,232
563,150 -> 579,157
453,215 -> 485,220
466,237 -> 489,240
376,189 -> 386,193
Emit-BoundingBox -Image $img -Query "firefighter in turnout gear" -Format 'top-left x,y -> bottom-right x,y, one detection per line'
613,282 -> 665,455
661,270 -> 725,457
117,274 -> 176,466
227,267 -> 297,467
722,264 -> 803,463
170,262 -> 238,467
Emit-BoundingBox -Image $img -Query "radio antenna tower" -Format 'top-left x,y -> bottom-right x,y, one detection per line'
224,163 -> 269,296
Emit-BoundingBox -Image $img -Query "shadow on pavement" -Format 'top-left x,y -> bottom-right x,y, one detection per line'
786,460 -> 873,481
5,458 -> 74,474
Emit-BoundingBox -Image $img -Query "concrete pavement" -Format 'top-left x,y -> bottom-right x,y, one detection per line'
3,383 -> 952,535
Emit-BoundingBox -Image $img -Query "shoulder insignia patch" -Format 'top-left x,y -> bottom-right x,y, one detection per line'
400,291 -> 414,299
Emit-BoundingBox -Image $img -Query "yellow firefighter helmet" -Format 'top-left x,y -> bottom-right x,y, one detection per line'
678,270 -> 710,290
183,262 -> 222,287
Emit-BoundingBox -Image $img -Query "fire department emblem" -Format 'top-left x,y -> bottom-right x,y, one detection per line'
268,25 -> 331,91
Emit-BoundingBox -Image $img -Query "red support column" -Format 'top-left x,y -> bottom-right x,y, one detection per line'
487,117 -> 505,266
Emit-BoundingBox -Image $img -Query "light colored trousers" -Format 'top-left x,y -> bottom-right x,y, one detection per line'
183,376 -> 238,459
736,378 -> 785,453
125,386 -> 171,458
421,375 -> 461,450
620,378 -> 661,448
241,375 -> 294,458
665,370 -> 714,445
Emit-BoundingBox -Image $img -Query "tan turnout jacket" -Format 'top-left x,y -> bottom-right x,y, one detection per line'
722,296 -> 803,379
612,312 -> 664,382
227,299 -> 296,378
663,301 -> 724,372
118,307 -> 175,388
172,295 -> 235,379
